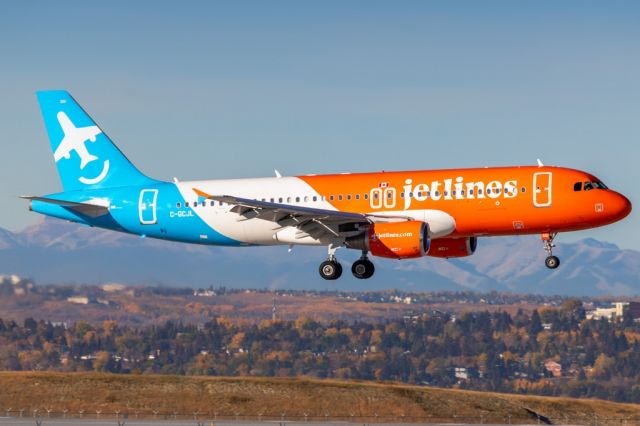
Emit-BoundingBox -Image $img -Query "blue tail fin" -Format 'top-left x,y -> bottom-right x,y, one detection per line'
36,90 -> 155,191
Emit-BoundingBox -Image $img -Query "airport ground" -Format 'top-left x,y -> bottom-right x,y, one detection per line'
0,417 -> 568,426
0,420 -> 541,426
0,373 -> 639,426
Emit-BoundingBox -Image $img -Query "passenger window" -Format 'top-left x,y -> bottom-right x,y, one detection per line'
304,196 -> 309,202
295,196 -> 300,202
270,198 -> 274,203
400,192 -> 405,198
521,187 -> 526,193
330,195 -> 334,201
364,194 -> 369,200
185,202 -> 190,207
347,195 -> 351,200
279,197 -> 283,203
338,195 -> 343,201
573,182 -> 582,191
355,194 -> 360,200
176,202 -> 181,208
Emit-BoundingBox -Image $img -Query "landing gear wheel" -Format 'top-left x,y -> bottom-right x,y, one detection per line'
541,232 -> 561,270
545,255 -> 560,269
319,260 -> 342,280
352,259 -> 375,279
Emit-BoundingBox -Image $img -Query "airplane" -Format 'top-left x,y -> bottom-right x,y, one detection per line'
23,90 -> 632,280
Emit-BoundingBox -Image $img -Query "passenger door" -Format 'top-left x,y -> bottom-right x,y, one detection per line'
138,189 -> 159,225
533,172 -> 552,208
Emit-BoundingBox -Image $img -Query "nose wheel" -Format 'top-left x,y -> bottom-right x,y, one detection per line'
542,232 -> 560,269
352,255 -> 375,279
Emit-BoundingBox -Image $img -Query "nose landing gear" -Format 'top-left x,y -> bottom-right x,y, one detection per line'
542,232 -> 560,269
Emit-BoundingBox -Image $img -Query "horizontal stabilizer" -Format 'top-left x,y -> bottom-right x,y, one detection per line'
21,196 -> 110,218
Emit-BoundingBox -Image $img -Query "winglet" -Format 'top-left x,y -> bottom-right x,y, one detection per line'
193,188 -> 212,198
537,158 -> 544,167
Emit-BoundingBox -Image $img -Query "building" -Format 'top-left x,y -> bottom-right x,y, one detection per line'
452,367 -> 479,381
544,360 -> 562,377
67,296 -> 90,305
586,302 -> 640,322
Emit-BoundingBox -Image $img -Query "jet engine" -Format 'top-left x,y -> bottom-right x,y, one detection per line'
427,237 -> 478,258
346,221 -> 430,259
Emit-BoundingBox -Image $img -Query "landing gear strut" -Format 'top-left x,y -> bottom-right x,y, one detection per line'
319,245 -> 343,280
542,232 -> 560,269
352,253 -> 375,279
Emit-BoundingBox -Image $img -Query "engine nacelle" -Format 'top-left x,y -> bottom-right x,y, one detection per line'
427,237 -> 478,258
346,221 -> 430,259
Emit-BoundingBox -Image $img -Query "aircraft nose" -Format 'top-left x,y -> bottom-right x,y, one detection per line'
611,192 -> 632,221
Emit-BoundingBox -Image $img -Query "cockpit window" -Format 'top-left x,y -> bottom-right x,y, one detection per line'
582,181 -> 608,191
573,182 -> 582,191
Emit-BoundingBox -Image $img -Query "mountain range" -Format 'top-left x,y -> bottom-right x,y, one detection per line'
0,218 -> 638,296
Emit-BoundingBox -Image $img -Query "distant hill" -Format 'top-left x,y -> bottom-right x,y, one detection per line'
0,372 -> 639,424
0,218 -> 638,296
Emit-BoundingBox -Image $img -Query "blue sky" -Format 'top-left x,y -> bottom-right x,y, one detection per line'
1,1 -> 638,248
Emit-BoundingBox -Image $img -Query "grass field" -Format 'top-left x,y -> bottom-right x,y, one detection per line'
0,372 -> 638,424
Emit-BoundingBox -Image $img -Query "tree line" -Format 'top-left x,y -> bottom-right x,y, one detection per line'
0,299 -> 639,403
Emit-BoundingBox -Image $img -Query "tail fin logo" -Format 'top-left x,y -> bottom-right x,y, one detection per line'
53,111 -> 110,185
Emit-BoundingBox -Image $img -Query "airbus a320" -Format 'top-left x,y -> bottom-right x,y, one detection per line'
24,91 -> 632,280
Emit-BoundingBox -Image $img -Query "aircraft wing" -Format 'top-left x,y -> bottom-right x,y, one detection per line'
21,196 -> 110,218
193,188 -> 411,241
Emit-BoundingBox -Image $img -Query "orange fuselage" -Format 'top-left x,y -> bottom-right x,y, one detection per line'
299,166 -> 631,237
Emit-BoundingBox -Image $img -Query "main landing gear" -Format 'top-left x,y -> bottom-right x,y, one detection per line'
319,245 -> 343,280
542,232 -> 560,269
318,246 -> 375,280
352,255 -> 375,279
